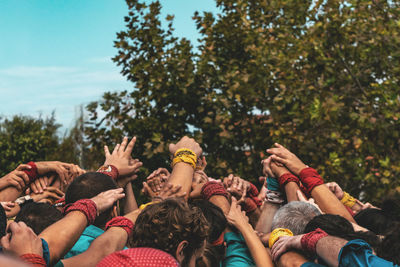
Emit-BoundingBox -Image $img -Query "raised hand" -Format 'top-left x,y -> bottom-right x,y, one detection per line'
270,234 -> 302,261
150,183 -> 186,201
0,164 -> 31,191
226,197 -> 250,229
266,143 -> 308,175
144,168 -> 170,196
104,136 -> 142,177
0,201 -> 15,212
36,161 -> 75,185
225,174 -> 250,204
1,221 -> 43,257
31,186 -> 65,204
325,182 -> 344,200
91,188 -> 125,214
168,136 -> 202,157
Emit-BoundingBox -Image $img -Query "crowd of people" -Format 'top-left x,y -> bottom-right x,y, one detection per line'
0,135 -> 398,266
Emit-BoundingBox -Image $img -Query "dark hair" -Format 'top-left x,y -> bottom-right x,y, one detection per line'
15,202 -> 63,234
0,205 -> 6,238
65,172 -> 118,228
354,208 -> 394,235
305,214 -> 380,250
190,200 -> 227,243
190,200 -> 226,267
377,222 -> 400,264
132,198 -> 209,265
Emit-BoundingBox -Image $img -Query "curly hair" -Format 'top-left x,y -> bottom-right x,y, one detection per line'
132,198 -> 209,264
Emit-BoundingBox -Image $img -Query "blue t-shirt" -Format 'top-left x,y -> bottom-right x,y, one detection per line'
223,231 -> 256,267
339,239 -> 399,267
64,225 -> 104,259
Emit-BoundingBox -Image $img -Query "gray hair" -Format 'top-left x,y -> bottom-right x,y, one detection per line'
271,201 -> 321,235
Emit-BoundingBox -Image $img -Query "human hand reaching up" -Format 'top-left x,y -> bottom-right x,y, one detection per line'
91,188 -> 125,214
325,182 -> 344,200
147,183 -> 186,202
225,175 -> 250,204
104,136 -> 142,177
143,168 -> 170,196
266,143 -> 308,175
0,164 -> 31,191
168,136 -> 202,158
226,197 -> 250,230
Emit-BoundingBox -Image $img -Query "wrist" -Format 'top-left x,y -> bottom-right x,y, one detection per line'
294,164 -> 308,176
63,199 -> 98,225
172,148 -> 197,170
97,165 -> 119,180
105,216 -> 134,236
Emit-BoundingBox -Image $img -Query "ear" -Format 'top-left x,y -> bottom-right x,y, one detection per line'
175,240 -> 188,264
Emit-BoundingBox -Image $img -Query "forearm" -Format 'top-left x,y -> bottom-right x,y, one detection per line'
39,211 -> 88,264
209,195 -> 230,215
239,223 -> 274,267
0,187 -> 23,201
61,227 -> 128,267
315,236 -> 348,267
123,182 -> 138,214
247,207 -> 261,228
311,185 -> 355,223
284,182 -> 301,202
168,162 -> 194,199
255,202 -> 279,233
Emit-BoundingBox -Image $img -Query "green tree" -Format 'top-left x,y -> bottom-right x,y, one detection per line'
86,0 -> 400,203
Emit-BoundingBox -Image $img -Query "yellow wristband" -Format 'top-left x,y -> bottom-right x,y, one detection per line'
341,192 -> 356,208
172,148 -> 197,169
139,201 -> 159,210
269,228 -> 293,248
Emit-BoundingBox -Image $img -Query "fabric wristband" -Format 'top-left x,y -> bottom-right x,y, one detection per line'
63,199 -> 97,225
266,177 -> 280,191
201,181 -> 229,201
211,232 -> 225,246
105,216 -> 134,236
97,165 -> 119,180
24,162 -> 39,183
300,228 -> 329,254
278,172 -> 301,189
265,190 -> 285,204
172,148 -> 197,169
299,167 -> 324,196
269,228 -> 293,248
20,253 -> 46,267
242,197 -> 258,213
341,192 -> 356,208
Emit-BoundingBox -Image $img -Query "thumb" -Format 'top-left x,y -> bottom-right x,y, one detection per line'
16,164 -> 32,171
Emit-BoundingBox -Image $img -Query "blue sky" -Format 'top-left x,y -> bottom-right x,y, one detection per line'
0,0 -> 218,132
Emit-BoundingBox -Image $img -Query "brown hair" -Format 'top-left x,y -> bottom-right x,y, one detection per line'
132,198 -> 209,264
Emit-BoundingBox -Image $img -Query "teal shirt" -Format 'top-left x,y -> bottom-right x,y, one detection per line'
64,225 -> 104,259
223,231 -> 256,267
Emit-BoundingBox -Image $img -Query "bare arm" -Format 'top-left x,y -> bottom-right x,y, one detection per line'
255,201 -> 280,233
123,182 -> 138,214
277,251 -> 308,267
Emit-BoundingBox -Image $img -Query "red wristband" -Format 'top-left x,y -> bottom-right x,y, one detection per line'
24,162 -> 39,183
105,216 -> 134,236
278,172 -> 300,189
299,168 -> 324,195
201,181 -> 229,201
63,199 -> 97,225
20,253 -> 46,266
242,197 -> 258,213
301,228 -> 328,254
248,183 -> 259,197
97,165 -> 119,180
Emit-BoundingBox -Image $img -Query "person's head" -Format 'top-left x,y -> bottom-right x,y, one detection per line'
65,172 -> 118,228
15,202 -> 63,234
132,198 -> 209,267
377,223 -> 400,264
190,200 -> 227,267
304,214 -> 381,250
271,201 -> 321,235
0,205 -> 7,238
354,208 -> 394,235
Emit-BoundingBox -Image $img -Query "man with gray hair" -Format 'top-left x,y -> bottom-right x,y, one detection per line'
271,201 -> 321,235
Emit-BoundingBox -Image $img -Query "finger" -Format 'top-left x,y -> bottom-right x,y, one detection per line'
35,180 -> 44,193
15,171 -> 30,184
12,175 -> 25,191
16,164 -> 32,171
112,144 -> 121,154
39,178 -> 47,190
104,145 -> 111,157
266,148 -> 287,158
124,136 -> 136,155
46,187 -> 65,197
119,136 -> 129,153
0,234 -> 10,250
9,178 -> 22,191
296,190 -> 307,201
31,182 -> 39,194
25,188 -> 30,195
55,167 -> 67,185
270,155 -> 287,165
142,182 -> 155,197
169,185 -> 182,195
274,143 -> 285,149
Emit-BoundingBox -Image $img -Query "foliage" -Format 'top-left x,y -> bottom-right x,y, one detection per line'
0,115 -> 61,176
85,0 -> 400,203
